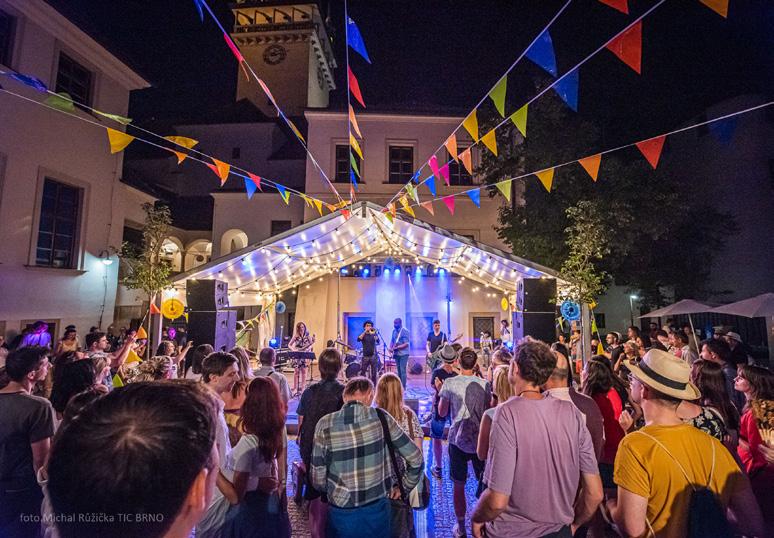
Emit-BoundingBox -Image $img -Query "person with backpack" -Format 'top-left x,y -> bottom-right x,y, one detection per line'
606,349 -> 764,538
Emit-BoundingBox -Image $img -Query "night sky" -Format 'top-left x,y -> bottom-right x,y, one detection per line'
48,0 -> 772,145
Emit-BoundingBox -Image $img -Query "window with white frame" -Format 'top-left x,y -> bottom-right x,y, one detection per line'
388,145 -> 414,184
36,178 -> 82,268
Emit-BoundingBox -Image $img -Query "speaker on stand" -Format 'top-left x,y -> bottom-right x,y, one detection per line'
513,278 -> 557,343
185,280 -> 236,352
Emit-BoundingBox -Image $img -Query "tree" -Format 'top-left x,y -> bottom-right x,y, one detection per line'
560,201 -> 609,305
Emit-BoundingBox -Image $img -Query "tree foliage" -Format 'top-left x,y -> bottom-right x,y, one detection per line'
118,202 -> 172,300
560,201 -> 609,305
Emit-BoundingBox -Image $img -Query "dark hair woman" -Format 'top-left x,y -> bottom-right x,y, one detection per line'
185,344 -> 213,381
49,360 -> 100,418
678,360 -> 741,446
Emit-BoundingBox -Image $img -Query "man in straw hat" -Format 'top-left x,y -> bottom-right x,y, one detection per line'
429,344 -> 458,479
606,349 -> 764,537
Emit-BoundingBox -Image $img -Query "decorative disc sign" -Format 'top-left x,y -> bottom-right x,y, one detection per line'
161,299 -> 185,320
275,301 -> 286,314
560,301 -> 581,322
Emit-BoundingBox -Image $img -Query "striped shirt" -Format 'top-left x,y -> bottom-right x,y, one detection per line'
311,401 -> 424,508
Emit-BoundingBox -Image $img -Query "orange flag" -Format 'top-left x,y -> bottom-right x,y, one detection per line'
444,134 -> 458,162
699,0 -> 728,17
420,201 -> 435,215
462,111 -> 479,142
606,21 -> 642,74
459,148 -> 473,175
164,136 -> 198,164
636,135 -> 666,169
349,105 -> 362,138
106,128 -> 134,154
535,169 -> 554,192
149,302 -> 161,315
578,154 -> 602,181
481,129 -> 498,156
389,203 -> 397,219
207,158 -> 231,186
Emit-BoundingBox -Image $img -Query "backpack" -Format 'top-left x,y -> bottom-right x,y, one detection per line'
636,431 -> 731,538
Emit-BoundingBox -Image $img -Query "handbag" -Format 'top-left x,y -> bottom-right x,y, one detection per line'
377,409 -> 416,538
405,412 -> 431,510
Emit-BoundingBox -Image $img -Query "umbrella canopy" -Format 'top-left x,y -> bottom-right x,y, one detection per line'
639,299 -> 713,318
709,293 -> 774,318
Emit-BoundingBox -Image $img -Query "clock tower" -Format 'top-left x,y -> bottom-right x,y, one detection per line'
230,1 -> 337,116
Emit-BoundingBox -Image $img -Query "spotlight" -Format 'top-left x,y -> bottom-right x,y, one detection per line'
269,338 -> 279,349
363,268 -> 370,276
394,267 -> 401,275
385,268 -> 391,275
439,268 -> 446,276
341,268 -> 349,275
415,266 -> 422,275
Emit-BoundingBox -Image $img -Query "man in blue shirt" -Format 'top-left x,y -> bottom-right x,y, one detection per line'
390,318 -> 410,387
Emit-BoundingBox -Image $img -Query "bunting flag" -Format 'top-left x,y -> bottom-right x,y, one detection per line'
95,110 -> 132,125
150,302 -> 161,315
606,22 -> 642,74
425,175 -> 437,197
106,128 -> 135,154
428,155 -> 441,180
300,194 -> 313,207
313,198 -> 324,216
709,118 -> 736,144
349,184 -> 357,202
247,172 -> 262,190
349,133 -> 363,159
444,134 -> 458,162
510,104 -> 528,138
207,158 -> 231,186
496,179 -> 512,202
9,72 -> 47,92
467,188 -> 481,207
635,135 -> 666,169
384,211 -> 394,224
44,92 -> 74,112
421,201 -> 435,215
346,17 -> 372,63
481,129 -> 498,156
277,184 -> 291,204
192,0 -> 204,21
244,177 -> 257,199
389,203 -> 397,219
286,117 -> 306,144
442,195 -> 455,215
578,154 -> 602,181
489,78 -> 508,118
699,0 -> 728,17
223,33 -> 249,80
525,30 -> 558,77
164,136 -> 199,164
326,203 -> 337,213
535,168 -> 555,192
598,0 -> 629,14
350,153 -> 360,176
399,196 -> 415,217
406,183 -> 420,204
256,78 -> 278,110
553,69 -> 579,112
462,110 -> 479,142
439,163 -> 450,186
349,105 -> 362,138
459,148 -> 473,175
112,373 -> 125,388
350,169 -> 358,188
341,208 -> 351,220
348,67 -> 366,108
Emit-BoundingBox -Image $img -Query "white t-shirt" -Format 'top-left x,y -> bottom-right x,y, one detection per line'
231,434 -> 278,493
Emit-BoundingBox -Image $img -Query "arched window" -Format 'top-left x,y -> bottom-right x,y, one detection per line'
220,229 -> 249,255
184,240 -> 212,271
159,237 -> 183,272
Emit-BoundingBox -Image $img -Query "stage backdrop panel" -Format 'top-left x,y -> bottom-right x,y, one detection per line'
344,313 -> 375,352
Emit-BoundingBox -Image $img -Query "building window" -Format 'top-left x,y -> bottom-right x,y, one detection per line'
334,145 -> 361,183
388,146 -> 414,184
36,178 -> 81,268
447,151 -> 474,186
0,9 -> 14,67
55,52 -> 93,107
271,220 -> 292,236
232,147 -> 241,159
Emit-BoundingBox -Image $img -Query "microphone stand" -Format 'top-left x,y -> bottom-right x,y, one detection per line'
375,328 -> 384,377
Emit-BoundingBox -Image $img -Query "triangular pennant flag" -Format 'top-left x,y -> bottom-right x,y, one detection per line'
313,198 -> 324,216
348,66 -> 366,108
606,21 -> 642,74
223,33 -> 249,81
350,133 -> 363,160
462,110 -> 479,142
247,173 -> 262,190
256,78 -> 278,110
598,0 -> 629,14
439,163 -> 450,186
208,158 -> 231,186
9,72 -> 47,92
425,175 -> 437,197
489,78 -> 508,118
150,302 -> 161,315
300,194 -> 314,207
44,92 -> 75,112
635,135 -> 666,169
106,128 -> 135,154
467,189 -> 481,207
126,348 -> 142,364
481,129 -> 498,156
192,0 -> 204,21
496,180 -> 512,202
406,183 -> 420,204
442,195 -> 455,215
510,104 -> 528,138
349,105 -> 362,138
349,184 -> 357,202
164,136 -> 198,164
346,17 -> 371,64
244,177 -> 257,199
326,203 -> 337,213
384,211 -> 394,224
389,203 -> 397,219
95,110 -> 132,125
336,200 -> 349,209
699,0 -> 728,17
276,184 -> 291,204
428,155 -> 441,180
553,69 -> 579,112
444,134 -> 458,162
342,208 -> 352,220
459,148 -> 473,175
286,117 -> 306,144
578,154 -> 602,181
535,169 -> 555,192
350,169 -> 358,188
112,373 -> 125,388
525,30 -> 558,77
399,196 -> 415,218
350,152 -> 360,176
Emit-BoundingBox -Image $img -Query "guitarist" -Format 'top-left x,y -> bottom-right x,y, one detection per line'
426,320 -> 463,371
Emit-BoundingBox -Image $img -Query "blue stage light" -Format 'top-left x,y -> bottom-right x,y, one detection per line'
384,268 -> 391,275
341,268 -> 349,275
505,341 -> 514,351
415,266 -> 421,275
363,268 -> 370,276
269,338 -> 279,349
439,268 -> 446,276
395,267 -> 401,275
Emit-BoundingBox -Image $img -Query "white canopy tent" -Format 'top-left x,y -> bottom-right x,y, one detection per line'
710,293 -> 774,318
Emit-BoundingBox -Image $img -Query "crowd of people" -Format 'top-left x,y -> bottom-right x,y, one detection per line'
0,320 -> 772,538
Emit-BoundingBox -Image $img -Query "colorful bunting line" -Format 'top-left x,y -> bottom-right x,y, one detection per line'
348,66 -> 366,108
606,21 -> 643,74
598,0 -> 629,14
525,30 -> 558,77
107,128 -> 134,154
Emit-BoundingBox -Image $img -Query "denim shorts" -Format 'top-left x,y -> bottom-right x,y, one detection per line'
430,416 -> 448,439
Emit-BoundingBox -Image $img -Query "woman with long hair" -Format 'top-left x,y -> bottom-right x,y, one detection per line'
185,344 -> 213,381
375,373 -> 423,450
477,365 -> 513,461
288,322 -> 315,392
223,346 -> 256,446
224,376 -> 290,537
49,360 -> 104,420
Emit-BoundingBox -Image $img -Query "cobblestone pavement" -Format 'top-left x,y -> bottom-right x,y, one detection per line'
284,435 -> 481,538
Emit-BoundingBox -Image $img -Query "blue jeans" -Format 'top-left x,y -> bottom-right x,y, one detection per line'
327,497 -> 390,538
395,355 -> 409,387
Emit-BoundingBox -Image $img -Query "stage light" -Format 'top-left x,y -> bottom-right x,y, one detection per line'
439,268 -> 446,276
341,268 -> 349,275
505,341 -> 514,351
384,268 -> 391,275
363,268 -> 370,276
395,267 -> 401,275
415,266 -> 421,275
269,338 -> 279,349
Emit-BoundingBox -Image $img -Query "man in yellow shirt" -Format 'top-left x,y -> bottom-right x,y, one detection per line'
607,349 -> 765,538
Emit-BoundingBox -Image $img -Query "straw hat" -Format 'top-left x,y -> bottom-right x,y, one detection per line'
439,344 -> 457,363
626,349 -> 701,400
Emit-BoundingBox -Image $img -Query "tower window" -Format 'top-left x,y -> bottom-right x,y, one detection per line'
36,178 -> 82,268
334,145 -> 361,183
0,9 -> 15,67
232,147 -> 241,159
56,52 -> 93,107
387,146 -> 414,184
271,220 -> 292,236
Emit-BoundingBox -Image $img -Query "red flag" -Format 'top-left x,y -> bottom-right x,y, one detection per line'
341,208 -> 351,220
598,0 -> 628,14
442,195 -> 455,215
348,66 -> 366,108
247,173 -> 262,190
606,21 -> 642,74
636,135 -> 666,169
223,33 -> 249,81
149,303 -> 161,315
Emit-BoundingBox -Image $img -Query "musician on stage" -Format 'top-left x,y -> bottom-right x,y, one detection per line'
389,318 -> 410,387
357,320 -> 380,385
288,321 -> 315,392
425,319 -> 447,370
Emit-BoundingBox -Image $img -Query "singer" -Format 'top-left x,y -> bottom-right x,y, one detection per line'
288,321 -> 315,391
357,320 -> 380,384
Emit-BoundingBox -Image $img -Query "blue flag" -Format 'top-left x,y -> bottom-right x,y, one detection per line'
192,0 -> 204,22
244,177 -> 257,199
350,169 -> 358,189
553,69 -> 579,112
424,175 -> 436,197
526,30 -> 557,77
347,17 -> 371,64
467,188 -> 481,208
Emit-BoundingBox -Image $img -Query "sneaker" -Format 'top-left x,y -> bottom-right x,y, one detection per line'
452,523 -> 466,538
431,467 -> 442,479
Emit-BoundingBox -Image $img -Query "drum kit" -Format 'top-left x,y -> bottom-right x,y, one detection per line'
335,339 -> 389,379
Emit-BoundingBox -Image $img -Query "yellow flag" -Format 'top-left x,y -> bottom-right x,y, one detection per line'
459,147 -> 473,175
350,133 -> 363,160
406,183 -> 419,204
210,159 -> 231,186
107,128 -> 135,154
287,119 -> 305,143
535,168 -> 554,192
112,373 -> 124,388
496,179 -> 512,202
481,129 -> 498,156
489,78 -> 507,118
125,348 -> 142,364
462,111 -> 479,142
349,105 -> 362,138
164,136 -> 198,164
399,196 -> 415,217
510,104 -> 528,138
313,198 -> 323,216
444,134 -> 458,162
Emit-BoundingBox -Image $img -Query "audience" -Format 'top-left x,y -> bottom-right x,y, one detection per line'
702,338 -> 746,410
678,360 -> 740,448
129,355 -> 174,383
186,343 -> 214,381
254,347 -> 292,405
429,344 -> 458,478
376,372 -> 423,450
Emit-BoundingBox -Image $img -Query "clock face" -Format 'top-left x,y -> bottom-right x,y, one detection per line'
263,44 -> 287,65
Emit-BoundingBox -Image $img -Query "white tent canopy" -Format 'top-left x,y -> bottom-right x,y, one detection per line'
710,293 -> 774,318
638,299 -> 713,318
172,202 -> 565,305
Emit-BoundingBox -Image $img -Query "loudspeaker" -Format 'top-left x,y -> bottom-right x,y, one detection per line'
187,311 -> 236,352
516,278 -> 556,313
186,280 -> 229,311
512,312 -> 556,343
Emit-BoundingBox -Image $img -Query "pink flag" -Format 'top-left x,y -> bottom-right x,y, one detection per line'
439,163 -> 450,186
428,155 -> 441,180
442,195 -> 455,215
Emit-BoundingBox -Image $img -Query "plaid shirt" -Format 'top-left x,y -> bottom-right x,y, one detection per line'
311,401 -> 423,508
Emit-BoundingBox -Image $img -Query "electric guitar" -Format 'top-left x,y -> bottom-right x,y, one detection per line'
425,333 -> 464,369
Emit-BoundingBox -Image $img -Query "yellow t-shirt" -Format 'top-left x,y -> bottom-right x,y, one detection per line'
614,424 -> 746,538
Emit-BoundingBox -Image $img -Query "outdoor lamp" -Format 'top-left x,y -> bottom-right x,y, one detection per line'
99,249 -> 113,265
